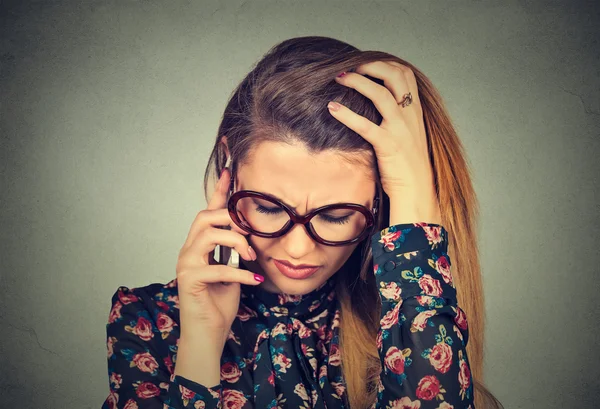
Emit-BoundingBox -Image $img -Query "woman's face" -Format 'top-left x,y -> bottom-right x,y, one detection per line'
232,140 -> 377,295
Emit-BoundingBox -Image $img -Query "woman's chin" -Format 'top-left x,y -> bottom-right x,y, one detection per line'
262,272 -> 325,295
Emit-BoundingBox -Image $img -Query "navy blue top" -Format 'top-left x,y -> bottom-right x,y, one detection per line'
101,223 -> 475,408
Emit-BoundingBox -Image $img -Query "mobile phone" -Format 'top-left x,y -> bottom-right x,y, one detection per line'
212,177 -> 240,268
213,239 -> 240,268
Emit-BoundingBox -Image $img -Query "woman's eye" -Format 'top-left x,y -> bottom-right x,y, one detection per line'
256,205 -> 283,214
319,214 -> 350,225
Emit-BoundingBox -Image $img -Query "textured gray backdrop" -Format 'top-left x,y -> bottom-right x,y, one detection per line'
1,1 -> 599,408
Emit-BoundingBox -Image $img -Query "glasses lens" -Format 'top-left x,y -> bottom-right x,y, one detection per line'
235,196 -> 367,242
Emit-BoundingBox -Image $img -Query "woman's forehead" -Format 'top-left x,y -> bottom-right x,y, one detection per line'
241,141 -> 373,181
237,141 -> 375,207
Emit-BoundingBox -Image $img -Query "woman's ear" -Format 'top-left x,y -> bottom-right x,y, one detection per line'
220,135 -> 230,154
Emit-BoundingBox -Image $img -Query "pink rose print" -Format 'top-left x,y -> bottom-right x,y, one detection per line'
380,282 -> 402,302
316,324 -> 329,341
167,294 -> 179,308
294,383 -> 309,400
376,329 -> 383,350
135,381 -> 160,399
107,336 -> 117,358
156,312 -> 176,333
454,307 -> 468,330
453,325 -> 464,343
273,353 -> 292,373
384,346 -> 406,375
278,293 -> 302,304
180,384 -> 196,400
109,372 -> 122,389
437,402 -> 454,409
164,355 -> 174,374
194,400 -> 206,409
386,396 -> 421,409
221,361 -> 242,383
268,370 -> 275,386
429,343 -> 453,374
329,343 -> 341,366
416,295 -> 434,306
123,399 -> 139,409
435,255 -> 453,285
108,301 -> 122,324
236,305 -> 256,322
300,343 -> 309,355
297,324 -> 312,339
331,381 -> 346,399
418,274 -> 443,297
422,225 -> 443,245
106,391 -> 118,409
222,388 -> 247,409
416,375 -> 441,401
156,300 -> 170,311
132,316 -> 154,341
272,322 -> 289,337
380,230 -> 402,251
410,310 -> 437,332
459,356 -> 471,392
380,301 -> 401,330
118,290 -> 138,305
133,352 -> 159,374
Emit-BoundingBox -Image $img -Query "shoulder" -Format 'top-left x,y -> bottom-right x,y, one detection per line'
107,278 -> 181,339
109,278 -> 179,311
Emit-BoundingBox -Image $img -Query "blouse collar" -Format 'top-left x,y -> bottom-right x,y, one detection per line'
240,273 -> 338,321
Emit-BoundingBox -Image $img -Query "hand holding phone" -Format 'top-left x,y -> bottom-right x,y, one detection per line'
174,168 -> 262,344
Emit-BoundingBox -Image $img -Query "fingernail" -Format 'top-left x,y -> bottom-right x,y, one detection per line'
254,274 -> 264,282
248,246 -> 257,260
336,71 -> 347,78
327,101 -> 341,111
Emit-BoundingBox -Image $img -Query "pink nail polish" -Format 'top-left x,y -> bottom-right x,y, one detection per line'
337,71 -> 347,77
327,101 -> 341,111
254,274 -> 264,282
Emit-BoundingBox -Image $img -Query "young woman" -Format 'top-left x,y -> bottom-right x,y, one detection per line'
102,36 -> 503,409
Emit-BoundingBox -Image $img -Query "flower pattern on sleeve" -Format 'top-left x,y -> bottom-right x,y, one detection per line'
101,283 -> 223,409
370,222 -> 475,409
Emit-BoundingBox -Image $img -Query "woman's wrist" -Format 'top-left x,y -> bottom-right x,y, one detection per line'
388,195 -> 442,226
174,334 -> 223,387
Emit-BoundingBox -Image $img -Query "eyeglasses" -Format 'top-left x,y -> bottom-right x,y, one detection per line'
226,174 -> 379,246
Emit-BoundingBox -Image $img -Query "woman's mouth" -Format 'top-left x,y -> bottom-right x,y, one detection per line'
273,259 -> 320,279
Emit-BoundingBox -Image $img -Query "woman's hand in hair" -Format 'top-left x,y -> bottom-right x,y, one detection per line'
327,61 -> 441,225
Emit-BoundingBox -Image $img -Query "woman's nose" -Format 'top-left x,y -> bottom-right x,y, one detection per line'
280,222 -> 317,257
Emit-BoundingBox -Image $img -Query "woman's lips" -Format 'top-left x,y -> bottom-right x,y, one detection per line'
273,259 -> 320,279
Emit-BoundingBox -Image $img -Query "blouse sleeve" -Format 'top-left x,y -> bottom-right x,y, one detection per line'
101,286 -> 223,409
370,223 -> 475,409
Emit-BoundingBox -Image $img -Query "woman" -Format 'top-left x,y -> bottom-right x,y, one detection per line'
102,36 -> 503,409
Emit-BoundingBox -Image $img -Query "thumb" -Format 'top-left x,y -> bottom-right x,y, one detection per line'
206,168 -> 230,211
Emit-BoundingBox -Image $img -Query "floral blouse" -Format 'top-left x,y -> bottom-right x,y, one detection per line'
101,223 -> 474,409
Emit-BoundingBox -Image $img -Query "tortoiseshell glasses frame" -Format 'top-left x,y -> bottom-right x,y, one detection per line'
226,174 -> 380,247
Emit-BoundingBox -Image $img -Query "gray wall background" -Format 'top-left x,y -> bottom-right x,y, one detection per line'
1,1 -> 599,408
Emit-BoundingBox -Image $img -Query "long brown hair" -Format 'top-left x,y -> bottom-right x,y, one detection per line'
202,36 -> 503,409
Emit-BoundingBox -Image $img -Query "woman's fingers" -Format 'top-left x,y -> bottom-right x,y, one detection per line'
177,264 -> 262,286
207,168 -> 231,211
182,208 -> 249,251
181,226 -> 255,266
